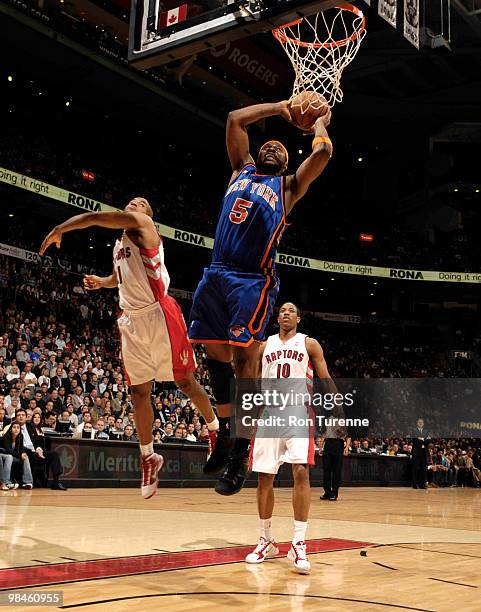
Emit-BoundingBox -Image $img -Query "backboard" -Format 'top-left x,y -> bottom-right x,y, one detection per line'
128,0 -> 340,68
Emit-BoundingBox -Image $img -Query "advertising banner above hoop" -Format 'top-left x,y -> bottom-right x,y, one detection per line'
1,166 -> 480,284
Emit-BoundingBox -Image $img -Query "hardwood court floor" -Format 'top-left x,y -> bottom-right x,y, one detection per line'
1,487 -> 480,611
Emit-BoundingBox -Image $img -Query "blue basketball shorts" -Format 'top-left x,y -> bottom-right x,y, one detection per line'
188,265 -> 279,346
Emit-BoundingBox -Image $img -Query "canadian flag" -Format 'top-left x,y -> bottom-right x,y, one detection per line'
158,4 -> 188,29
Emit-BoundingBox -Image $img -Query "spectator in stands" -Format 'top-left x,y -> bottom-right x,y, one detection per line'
458,450 -> 481,487
123,425 -> 137,442
94,419 -> 109,440
198,424 -> 210,442
162,422 -> 174,439
0,447 -> 15,490
0,406 -> 11,432
6,366 -> 20,384
359,439 -> 372,454
45,413 -> 58,430
49,389 -> 63,413
72,387 -> 84,411
30,413 -> 67,489
174,424 -> 187,440
186,423 -> 197,442
389,443 -> 400,456
75,412 -> 92,436
109,418 -> 124,441
23,363 -> 38,388
428,449 -> 448,487
82,423 -> 94,439
0,422 -> 34,489
51,367 -> 66,390
16,344 -> 30,369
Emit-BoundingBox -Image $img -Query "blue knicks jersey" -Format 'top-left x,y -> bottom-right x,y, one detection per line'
212,164 -> 286,272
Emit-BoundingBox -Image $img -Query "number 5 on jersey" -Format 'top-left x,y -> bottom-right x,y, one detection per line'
229,198 -> 253,224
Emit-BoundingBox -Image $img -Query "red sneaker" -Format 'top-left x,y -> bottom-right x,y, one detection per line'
245,537 -> 279,564
207,429 -> 218,461
141,453 -> 163,499
287,541 -> 311,574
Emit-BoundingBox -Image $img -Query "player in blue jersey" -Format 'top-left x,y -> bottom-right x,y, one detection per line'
189,100 -> 333,495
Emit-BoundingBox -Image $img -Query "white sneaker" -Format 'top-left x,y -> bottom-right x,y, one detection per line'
245,537 -> 279,564
287,541 -> 311,574
140,453 -> 164,499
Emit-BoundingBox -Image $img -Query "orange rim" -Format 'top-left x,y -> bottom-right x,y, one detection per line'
272,3 -> 365,50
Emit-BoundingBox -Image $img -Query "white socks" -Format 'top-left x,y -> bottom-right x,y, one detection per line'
260,518 -> 273,542
259,518 -> 307,544
207,416 -> 219,432
140,441 -> 154,457
293,520 -> 307,544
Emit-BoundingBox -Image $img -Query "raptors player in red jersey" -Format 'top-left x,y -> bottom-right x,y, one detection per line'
245,302 -> 333,574
40,198 -> 218,499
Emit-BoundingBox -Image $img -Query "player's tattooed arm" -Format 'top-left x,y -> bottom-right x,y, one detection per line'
307,337 -> 345,424
306,337 -> 331,380
226,101 -> 292,176
284,110 -> 333,214
306,337 -> 339,399
84,266 -> 119,291
39,212 -> 153,255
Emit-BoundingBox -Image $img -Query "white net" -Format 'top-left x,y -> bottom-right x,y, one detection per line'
272,3 -> 366,108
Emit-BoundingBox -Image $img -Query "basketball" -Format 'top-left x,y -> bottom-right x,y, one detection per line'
288,91 -> 329,132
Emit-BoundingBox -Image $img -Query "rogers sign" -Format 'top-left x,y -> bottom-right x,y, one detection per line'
208,39 -> 285,93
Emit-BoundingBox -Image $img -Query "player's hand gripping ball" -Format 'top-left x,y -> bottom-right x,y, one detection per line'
288,91 -> 330,132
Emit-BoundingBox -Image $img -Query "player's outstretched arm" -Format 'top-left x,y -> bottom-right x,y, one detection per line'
226,101 -> 292,173
284,111 -> 333,214
39,211 -> 152,255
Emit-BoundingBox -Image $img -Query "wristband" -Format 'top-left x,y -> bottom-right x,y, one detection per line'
312,136 -> 332,149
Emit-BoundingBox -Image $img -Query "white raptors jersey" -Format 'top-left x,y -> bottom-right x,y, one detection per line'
113,232 -> 170,311
262,333 -> 313,382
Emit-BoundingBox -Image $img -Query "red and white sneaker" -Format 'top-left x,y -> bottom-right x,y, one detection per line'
245,537 -> 279,564
207,429 -> 218,461
287,541 -> 311,574
141,453 -> 163,499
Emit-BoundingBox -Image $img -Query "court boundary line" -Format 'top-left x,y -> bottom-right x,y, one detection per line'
57,590 -> 436,611
371,561 -> 398,571
428,577 -> 478,589
391,544 -> 481,559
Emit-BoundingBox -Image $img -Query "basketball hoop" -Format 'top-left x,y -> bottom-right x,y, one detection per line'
272,3 -> 366,107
